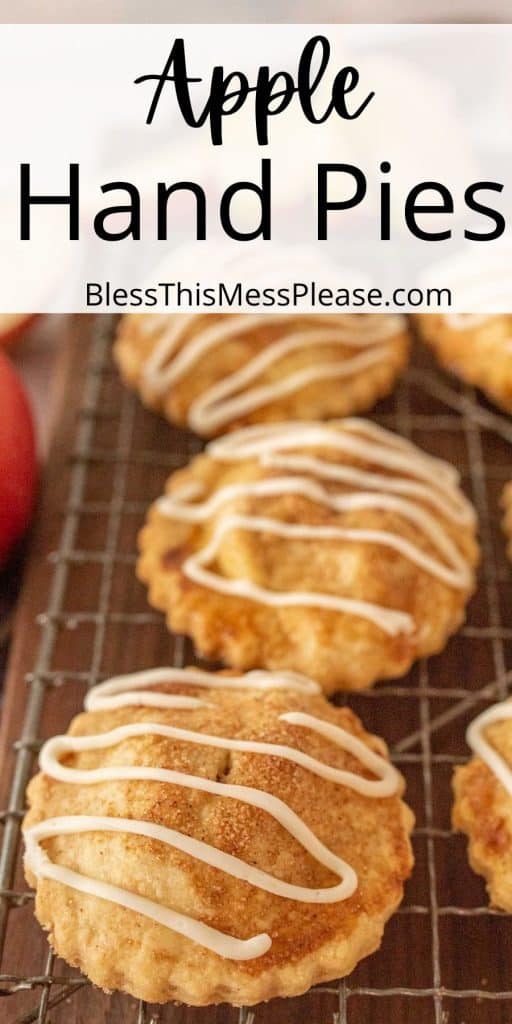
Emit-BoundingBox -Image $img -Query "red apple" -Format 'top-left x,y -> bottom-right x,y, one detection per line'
0,349 -> 37,565
0,314 -> 39,349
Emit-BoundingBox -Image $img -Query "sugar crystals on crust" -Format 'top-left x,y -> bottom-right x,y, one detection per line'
114,312 -> 410,437
24,667 -> 414,1006
138,419 -> 479,693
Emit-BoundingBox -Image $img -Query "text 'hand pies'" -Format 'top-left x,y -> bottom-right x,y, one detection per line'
23,667 -> 414,1006
453,699 -> 512,912
114,312 -> 410,437
416,313 -> 512,413
138,419 -> 479,692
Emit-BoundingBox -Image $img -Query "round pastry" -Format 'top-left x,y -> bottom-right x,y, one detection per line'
114,313 -> 410,437
416,313 -> 512,412
502,482 -> 512,563
453,699 -> 512,911
137,419 -> 479,693
23,667 -> 414,1006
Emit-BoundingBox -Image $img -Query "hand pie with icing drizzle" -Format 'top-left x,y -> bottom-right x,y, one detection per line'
23,667 -> 414,1006
502,482 -> 512,563
137,419 -> 479,692
416,314 -> 512,413
453,699 -> 512,911
114,312 -> 410,437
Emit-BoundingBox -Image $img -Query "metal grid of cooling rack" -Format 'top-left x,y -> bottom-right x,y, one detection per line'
1,316 -> 512,1024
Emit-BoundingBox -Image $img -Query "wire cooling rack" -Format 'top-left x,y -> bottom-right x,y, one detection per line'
0,315 -> 512,1024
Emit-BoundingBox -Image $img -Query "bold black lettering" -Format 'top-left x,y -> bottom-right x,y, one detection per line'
404,182 -> 453,241
220,159 -> 271,241
254,68 -> 295,145
464,182 -> 505,241
157,181 -> 207,239
135,38 -> 202,127
317,163 -> 367,239
380,161 -> 392,240
93,182 -> 141,241
208,68 -> 249,145
86,282 -> 102,306
20,163 -> 79,240
331,65 -> 374,119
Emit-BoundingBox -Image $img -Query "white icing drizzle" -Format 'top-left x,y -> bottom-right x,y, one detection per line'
157,419 -> 475,637
442,314 -> 512,354
443,314 -> 495,330
24,668 -> 400,961
84,667 -> 321,712
140,313 -> 406,434
466,700 -> 512,797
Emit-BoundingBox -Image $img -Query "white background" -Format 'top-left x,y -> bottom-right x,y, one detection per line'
0,22 -> 511,312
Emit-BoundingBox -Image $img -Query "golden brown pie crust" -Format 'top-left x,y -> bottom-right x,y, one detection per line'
137,423 -> 479,693
453,709 -> 512,912
416,314 -> 512,412
114,313 -> 410,437
24,675 -> 414,1005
